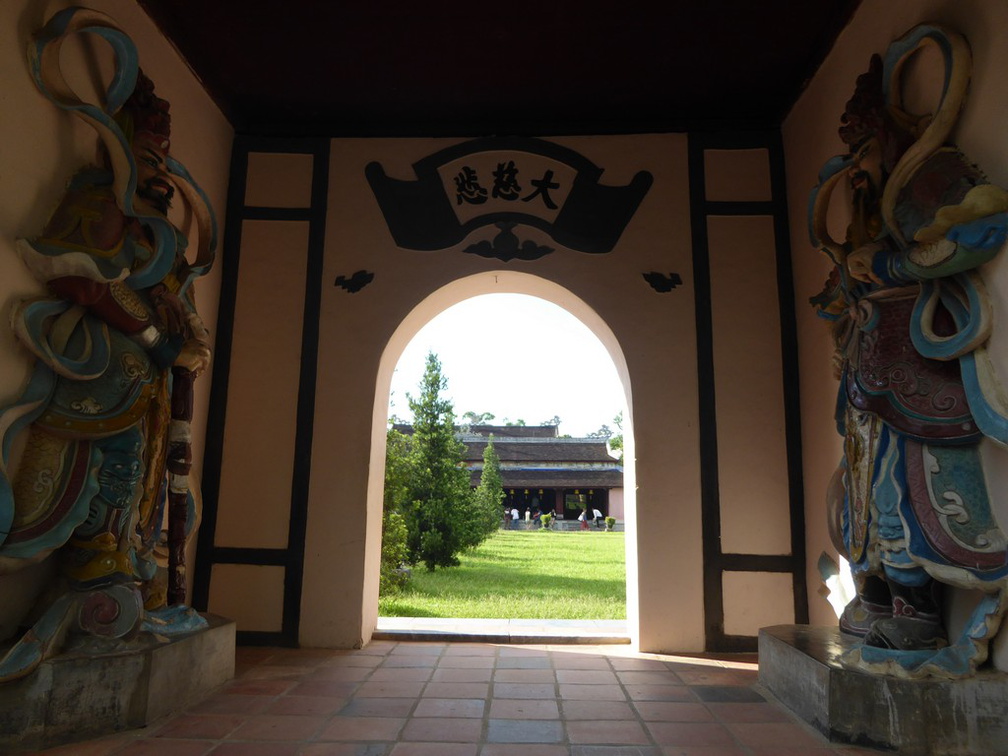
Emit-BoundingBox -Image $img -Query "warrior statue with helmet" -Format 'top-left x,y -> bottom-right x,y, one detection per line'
809,24 -> 1008,678
0,8 -> 216,681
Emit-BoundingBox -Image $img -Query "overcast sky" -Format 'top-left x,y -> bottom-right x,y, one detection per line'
387,294 -> 626,437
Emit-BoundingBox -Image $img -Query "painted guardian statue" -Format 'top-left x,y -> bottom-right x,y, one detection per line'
809,25 -> 1008,678
0,8 -> 216,680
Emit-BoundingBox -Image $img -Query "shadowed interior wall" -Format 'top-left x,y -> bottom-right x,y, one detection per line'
209,133 -> 801,652
0,3 -> 832,654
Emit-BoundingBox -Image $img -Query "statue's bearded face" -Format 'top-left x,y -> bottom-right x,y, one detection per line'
848,135 -> 884,205
132,131 -> 175,215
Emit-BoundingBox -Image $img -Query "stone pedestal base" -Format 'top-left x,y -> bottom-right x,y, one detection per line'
0,614 -> 235,753
759,624 -> 1008,755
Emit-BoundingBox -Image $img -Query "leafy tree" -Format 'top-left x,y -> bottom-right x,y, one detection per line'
384,425 -> 412,513
461,410 -> 496,426
503,418 -> 527,426
380,508 -> 410,593
380,426 -> 412,593
608,411 -> 625,464
401,352 -> 475,570
469,434 -> 505,544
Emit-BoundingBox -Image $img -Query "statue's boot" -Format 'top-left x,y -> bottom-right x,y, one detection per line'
0,581 -> 143,682
0,594 -> 77,682
839,574 -> 891,637
863,579 -> 948,650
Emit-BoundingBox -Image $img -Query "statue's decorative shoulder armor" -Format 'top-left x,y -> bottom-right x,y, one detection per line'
40,170 -> 126,257
894,149 -> 993,243
18,168 -> 153,285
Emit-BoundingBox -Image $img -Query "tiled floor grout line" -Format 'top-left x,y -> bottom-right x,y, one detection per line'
554,647 -> 571,754
477,644 -> 492,756
607,649 -> 664,755
483,643 -> 506,754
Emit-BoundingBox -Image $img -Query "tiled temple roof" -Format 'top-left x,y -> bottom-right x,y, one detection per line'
390,423 -> 623,490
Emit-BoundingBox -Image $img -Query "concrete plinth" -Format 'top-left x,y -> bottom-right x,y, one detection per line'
759,624 -> 1008,755
0,614 -> 235,753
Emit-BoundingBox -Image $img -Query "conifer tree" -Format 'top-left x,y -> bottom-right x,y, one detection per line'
402,352 -> 473,570
470,434 -> 505,543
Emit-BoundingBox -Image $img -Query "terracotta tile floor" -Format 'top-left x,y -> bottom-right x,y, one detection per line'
31,641 -> 887,755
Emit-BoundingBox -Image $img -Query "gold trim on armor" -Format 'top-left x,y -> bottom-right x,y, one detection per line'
39,381 -> 158,437
63,549 -> 133,583
109,280 -> 150,319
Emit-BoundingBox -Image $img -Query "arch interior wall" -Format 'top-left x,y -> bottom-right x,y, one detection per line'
199,133 -> 802,653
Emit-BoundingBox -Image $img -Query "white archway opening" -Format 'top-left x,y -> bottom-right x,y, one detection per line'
366,270 -> 639,645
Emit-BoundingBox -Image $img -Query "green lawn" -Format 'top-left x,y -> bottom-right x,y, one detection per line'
379,529 -> 626,619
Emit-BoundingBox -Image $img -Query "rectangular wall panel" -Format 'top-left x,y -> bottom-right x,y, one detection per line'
215,219 -> 310,549
708,215 -> 791,555
704,149 -> 772,202
722,571 -> 795,636
209,564 -> 286,632
245,152 -> 315,208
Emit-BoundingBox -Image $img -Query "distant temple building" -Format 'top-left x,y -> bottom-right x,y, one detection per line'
393,423 -> 624,520
460,424 -> 624,521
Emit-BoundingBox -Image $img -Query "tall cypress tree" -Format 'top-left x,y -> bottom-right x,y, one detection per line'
470,434 -> 505,543
402,352 -> 473,570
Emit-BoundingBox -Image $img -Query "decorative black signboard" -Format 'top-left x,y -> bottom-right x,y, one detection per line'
366,137 -> 652,261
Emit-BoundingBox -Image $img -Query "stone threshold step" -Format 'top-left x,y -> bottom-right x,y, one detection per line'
374,617 -> 630,644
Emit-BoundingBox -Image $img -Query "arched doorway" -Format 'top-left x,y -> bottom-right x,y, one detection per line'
369,272 -> 640,643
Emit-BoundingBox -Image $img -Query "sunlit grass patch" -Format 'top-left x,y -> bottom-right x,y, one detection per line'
379,529 -> 626,619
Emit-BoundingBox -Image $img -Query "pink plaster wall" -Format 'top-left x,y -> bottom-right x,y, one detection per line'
297,135 -> 707,650
608,488 -> 625,520
251,130 -> 799,652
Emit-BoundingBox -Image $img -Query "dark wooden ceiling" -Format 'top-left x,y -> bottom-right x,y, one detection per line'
138,0 -> 861,137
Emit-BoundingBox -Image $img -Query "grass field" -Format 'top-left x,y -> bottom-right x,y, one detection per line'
379,530 -> 626,619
